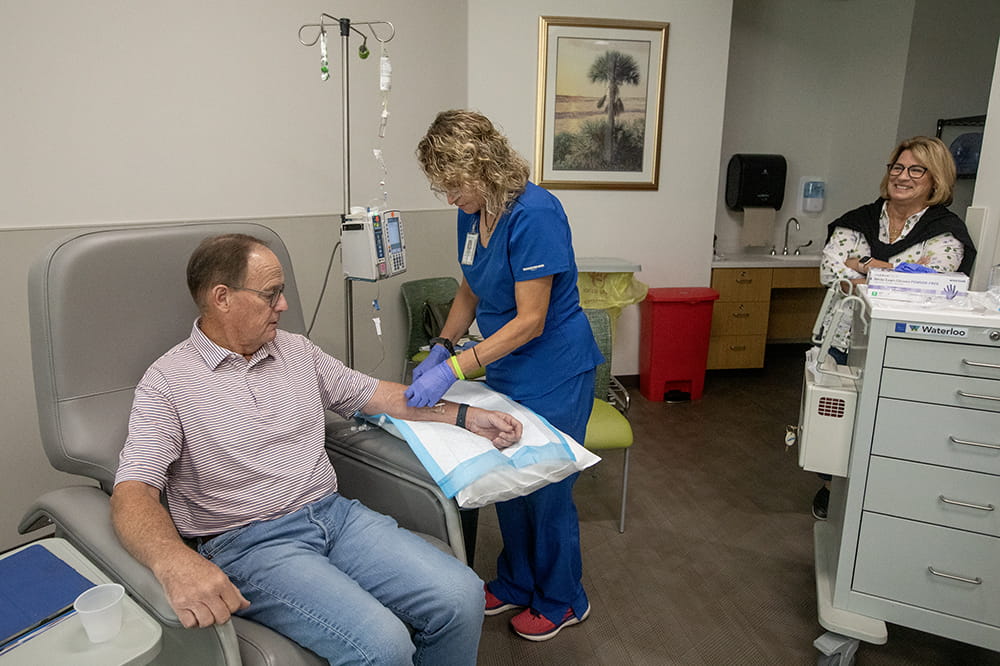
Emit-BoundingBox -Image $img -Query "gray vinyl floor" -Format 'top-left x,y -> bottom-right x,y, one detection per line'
471,344 -> 1000,666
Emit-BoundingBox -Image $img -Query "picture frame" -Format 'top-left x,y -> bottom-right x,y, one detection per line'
535,16 -> 669,190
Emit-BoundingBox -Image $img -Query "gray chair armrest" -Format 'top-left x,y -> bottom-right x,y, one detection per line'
325,418 -> 466,563
19,485 -> 183,627
20,486 -> 247,664
231,617 -> 325,666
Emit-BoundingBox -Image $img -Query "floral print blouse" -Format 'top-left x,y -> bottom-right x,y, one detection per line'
818,201 -> 965,353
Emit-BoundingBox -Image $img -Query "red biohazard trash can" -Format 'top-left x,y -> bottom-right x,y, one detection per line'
639,287 -> 719,401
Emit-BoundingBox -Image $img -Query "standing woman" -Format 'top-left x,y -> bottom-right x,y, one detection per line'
812,135 -> 976,519
410,109 -> 603,641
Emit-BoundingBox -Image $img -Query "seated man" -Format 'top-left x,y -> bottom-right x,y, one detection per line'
110,233 -> 522,664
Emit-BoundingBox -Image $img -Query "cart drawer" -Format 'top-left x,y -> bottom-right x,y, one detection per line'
872,398 -> 1000,476
879,368 -> 1000,413
854,513 -> 1000,627
884,337 -> 1000,381
864,456 -> 999,537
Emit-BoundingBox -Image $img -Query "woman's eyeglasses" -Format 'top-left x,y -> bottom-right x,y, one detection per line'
886,163 -> 928,179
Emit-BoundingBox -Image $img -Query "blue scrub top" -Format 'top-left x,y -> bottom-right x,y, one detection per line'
457,182 -> 603,400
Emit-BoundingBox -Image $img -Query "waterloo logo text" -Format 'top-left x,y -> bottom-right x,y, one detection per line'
895,321 -> 968,338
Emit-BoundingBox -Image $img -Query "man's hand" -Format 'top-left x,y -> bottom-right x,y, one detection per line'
466,408 -> 522,449
153,547 -> 251,628
111,480 -> 250,629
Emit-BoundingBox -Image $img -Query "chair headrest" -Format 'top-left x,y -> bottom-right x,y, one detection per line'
28,222 -> 307,488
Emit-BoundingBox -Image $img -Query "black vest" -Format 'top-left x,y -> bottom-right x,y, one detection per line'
826,199 -> 977,276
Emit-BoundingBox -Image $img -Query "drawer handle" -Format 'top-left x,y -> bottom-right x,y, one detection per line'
732,312 -> 750,318
938,495 -> 995,512
956,390 -> 1000,403
949,435 -> 1000,451
735,278 -> 753,284
962,358 -> 1000,371
729,345 -> 746,351
927,566 -> 982,586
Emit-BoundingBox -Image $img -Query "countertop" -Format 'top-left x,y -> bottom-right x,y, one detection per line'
711,252 -> 821,268
866,291 -> 1000,329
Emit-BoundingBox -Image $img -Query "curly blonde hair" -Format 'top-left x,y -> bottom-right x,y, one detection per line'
416,110 -> 530,218
879,136 -> 957,206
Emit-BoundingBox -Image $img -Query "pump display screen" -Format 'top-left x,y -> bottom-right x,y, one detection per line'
386,217 -> 402,252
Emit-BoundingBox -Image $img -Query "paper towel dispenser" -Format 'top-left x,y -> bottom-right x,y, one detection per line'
725,154 -> 787,211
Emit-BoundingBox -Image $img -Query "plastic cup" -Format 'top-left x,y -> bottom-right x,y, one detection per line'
989,264 -> 1000,296
74,583 -> 125,643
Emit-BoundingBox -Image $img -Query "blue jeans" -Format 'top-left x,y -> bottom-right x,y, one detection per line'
197,493 -> 483,665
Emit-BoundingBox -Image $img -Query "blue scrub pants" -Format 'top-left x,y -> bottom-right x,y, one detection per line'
489,369 -> 595,625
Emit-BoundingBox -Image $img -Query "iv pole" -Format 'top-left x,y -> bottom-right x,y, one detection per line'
298,15 -> 395,368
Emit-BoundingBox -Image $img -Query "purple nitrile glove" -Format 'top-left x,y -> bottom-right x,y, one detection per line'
894,262 -> 935,273
413,343 -> 451,381
405,360 -> 458,407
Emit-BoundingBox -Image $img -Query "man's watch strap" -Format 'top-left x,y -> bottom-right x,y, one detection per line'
429,337 -> 455,355
456,403 -> 469,429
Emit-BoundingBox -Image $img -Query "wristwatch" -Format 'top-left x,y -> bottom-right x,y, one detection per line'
859,255 -> 872,266
428,336 -> 455,355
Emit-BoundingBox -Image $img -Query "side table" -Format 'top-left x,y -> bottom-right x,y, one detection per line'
0,538 -> 161,666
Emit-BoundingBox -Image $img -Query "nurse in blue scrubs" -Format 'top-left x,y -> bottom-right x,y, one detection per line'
411,109 -> 603,642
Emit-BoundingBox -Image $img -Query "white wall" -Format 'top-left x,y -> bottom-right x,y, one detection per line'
971,44 -> 1000,288
715,0 -> 916,257
896,1 -> 1000,217
468,0 -> 735,373
715,0 -> 1000,259
0,1 -> 466,226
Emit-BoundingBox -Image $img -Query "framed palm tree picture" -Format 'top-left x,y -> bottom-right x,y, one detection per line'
535,16 -> 669,190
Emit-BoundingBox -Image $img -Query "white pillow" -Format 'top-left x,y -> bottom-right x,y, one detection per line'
366,381 -> 600,508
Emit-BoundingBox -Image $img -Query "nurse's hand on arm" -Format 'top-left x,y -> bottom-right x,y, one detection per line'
110,481 -> 251,628
412,280 -> 479,381
369,381 -> 522,449
404,276 -> 553,407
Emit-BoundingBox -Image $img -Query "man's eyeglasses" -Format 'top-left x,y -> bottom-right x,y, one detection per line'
886,163 -> 928,179
227,284 -> 285,308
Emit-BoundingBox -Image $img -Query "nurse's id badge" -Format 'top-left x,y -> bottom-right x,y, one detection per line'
461,232 -> 478,265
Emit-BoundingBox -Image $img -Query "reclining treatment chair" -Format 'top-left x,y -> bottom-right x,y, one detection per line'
21,222 -> 466,666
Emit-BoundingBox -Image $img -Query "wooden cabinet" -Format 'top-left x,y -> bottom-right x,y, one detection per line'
707,265 -> 823,369
768,267 -> 826,342
708,268 -> 771,369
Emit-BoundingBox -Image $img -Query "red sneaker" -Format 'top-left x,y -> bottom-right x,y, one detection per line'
484,585 -> 524,616
510,603 -> 591,641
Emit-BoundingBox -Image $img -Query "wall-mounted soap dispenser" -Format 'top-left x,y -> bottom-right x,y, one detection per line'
799,177 -> 825,214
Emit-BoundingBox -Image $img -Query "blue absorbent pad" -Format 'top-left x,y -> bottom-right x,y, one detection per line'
0,544 -> 96,647
364,381 -> 600,508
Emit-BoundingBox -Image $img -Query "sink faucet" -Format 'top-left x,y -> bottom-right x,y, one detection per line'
783,217 -> 800,255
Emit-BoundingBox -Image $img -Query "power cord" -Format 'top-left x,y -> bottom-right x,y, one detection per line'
306,240 -> 341,338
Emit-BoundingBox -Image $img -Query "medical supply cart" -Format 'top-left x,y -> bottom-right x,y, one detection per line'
814,294 -> 1000,664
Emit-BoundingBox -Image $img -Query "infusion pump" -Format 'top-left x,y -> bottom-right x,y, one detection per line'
341,207 -> 406,281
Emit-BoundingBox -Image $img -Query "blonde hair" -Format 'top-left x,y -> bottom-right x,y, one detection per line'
879,136 -> 956,206
416,110 -> 530,218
